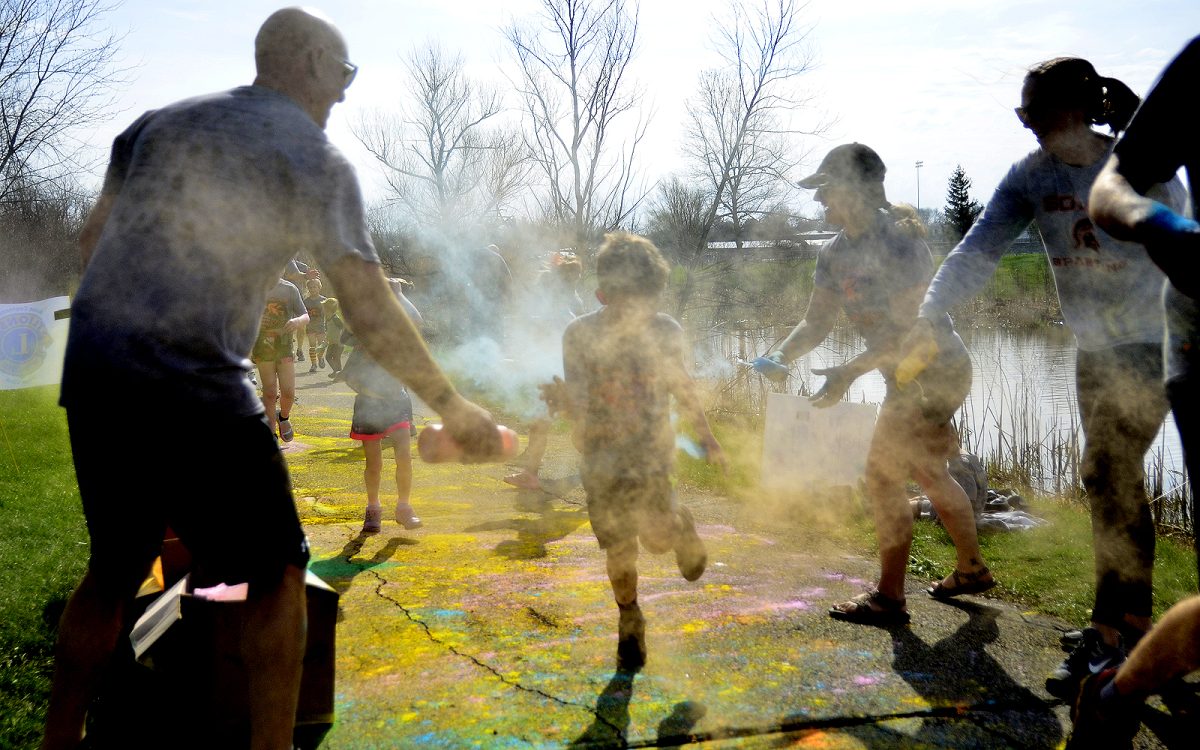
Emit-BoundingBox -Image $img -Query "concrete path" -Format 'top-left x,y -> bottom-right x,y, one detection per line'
284,368 -> 1173,749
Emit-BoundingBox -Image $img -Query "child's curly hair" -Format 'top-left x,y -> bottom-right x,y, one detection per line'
595,232 -> 670,299
888,203 -> 928,239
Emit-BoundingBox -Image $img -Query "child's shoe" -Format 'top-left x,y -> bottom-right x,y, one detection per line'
309,363 -> 318,373
616,604 -> 646,671
318,355 -> 326,369
277,413 -> 294,443
362,505 -> 382,533
673,506 -> 707,582
394,503 -> 423,530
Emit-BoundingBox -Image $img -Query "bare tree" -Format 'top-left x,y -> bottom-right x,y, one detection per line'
354,42 -> 529,241
644,176 -> 711,315
505,0 -> 649,252
0,0 -> 126,204
684,0 -> 819,253
675,0 -> 822,325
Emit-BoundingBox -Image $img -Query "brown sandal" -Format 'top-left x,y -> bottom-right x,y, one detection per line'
829,590 -> 911,625
927,566 -> 996,599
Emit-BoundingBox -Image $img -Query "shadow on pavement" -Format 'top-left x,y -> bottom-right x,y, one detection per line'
848,598 -> 1062,748
309,531 -> 417,622
464,500 -> 588,560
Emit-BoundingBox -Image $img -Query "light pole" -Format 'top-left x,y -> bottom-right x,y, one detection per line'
915,160 -> 924,214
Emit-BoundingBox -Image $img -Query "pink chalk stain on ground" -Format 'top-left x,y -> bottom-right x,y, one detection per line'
853,674 -> 884,687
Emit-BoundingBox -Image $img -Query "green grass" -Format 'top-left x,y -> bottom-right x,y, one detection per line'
0,387 -> 86,749
907,498 -> 1198,624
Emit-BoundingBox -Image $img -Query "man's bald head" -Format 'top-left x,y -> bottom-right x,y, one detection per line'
254,7 -> 351,128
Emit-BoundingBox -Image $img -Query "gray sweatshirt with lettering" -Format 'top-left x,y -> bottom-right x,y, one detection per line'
919,145 -> 1187,351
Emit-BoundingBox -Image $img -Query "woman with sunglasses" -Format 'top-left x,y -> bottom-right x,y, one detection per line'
913,57 -> 1187,700
760,143 -> 993,626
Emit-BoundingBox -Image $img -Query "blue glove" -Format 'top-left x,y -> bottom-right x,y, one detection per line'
751,352 -> 789,382
1144,202 -> 1200,298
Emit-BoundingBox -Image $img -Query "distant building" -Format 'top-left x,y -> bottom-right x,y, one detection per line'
701,233 -> 834,264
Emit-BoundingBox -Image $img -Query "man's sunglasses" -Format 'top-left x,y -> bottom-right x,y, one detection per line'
340,59 -> 358,88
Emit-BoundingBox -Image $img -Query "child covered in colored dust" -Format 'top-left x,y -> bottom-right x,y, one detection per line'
250,277 -> 309,442
344,279 -> 423,532
303,277 -> 328,372
545,232 -> 726,670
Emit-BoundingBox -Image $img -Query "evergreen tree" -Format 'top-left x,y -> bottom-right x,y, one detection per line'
944,165 -> 984,241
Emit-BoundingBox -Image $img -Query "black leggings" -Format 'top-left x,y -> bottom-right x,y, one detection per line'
1076,343 -> 1169,626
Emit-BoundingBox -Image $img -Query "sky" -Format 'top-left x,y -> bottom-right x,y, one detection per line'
85,0 -> 1199,218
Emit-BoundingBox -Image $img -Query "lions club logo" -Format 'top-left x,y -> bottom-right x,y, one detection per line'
0,308 -> 52,380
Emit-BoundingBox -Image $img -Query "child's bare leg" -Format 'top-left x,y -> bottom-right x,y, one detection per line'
607,538 -> 645,669
606,538 -> 639,605
363,439 -> 383,509
505,418 -> 550,490
277,358 -> 296,421
259,362 -> 279,434
522,419 -> 550,473
392,433 -> 422,528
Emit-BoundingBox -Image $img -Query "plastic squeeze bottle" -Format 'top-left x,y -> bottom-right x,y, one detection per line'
418,424 -> 520,463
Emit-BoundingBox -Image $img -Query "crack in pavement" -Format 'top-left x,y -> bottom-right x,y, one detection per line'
361,565 -> 630,742
331,530 -> 1068,748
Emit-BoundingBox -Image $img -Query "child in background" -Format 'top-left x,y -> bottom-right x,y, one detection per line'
504,250 -> 586,491
303,278 -> 328,372
322,297 -> 345,377
250,277 -> 309,442
345,279 -> 424,532
547,232 -> 726,670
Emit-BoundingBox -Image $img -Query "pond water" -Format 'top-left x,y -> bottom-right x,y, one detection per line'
699,324 -> 1188,502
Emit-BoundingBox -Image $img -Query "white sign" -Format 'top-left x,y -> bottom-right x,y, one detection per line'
762,392 -> 878,492
0,297 -> 70,390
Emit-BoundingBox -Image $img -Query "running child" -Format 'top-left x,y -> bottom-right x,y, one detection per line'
303,277 -> 328,372
547,232 -> 726,670
250,277 -> 309,441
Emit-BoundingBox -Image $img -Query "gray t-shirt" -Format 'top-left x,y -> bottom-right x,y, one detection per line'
262,279 -> 307,336
919,145 -> 1187,351
62,85 -> 378,414
815,210 -> 968,380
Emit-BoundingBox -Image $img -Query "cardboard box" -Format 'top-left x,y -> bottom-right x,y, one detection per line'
128,570 -> 338,748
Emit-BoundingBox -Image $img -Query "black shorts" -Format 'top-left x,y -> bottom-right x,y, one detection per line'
350,392 -> 414,440
67,407 -> 309,590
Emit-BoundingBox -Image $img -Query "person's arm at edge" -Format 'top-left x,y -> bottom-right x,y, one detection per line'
328,255 -> 499,456
78,193 -> 117,269
1090,153 -> 1192,241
